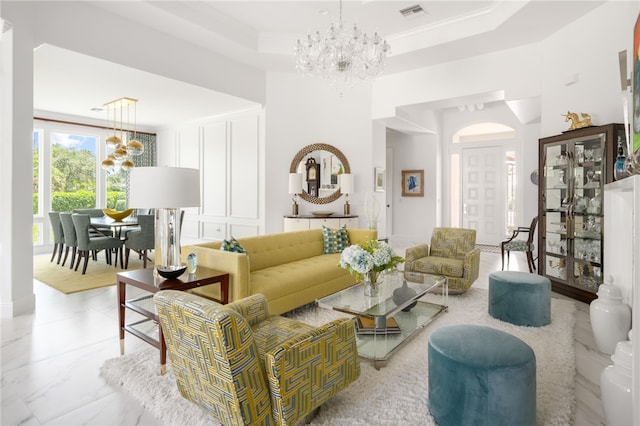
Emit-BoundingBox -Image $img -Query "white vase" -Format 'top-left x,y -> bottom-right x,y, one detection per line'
600,330 -> 633,426
589,280 -> 631,354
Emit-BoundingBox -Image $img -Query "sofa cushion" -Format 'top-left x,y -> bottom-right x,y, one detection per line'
413,256 -> 464,278
322,225 -> 350,254
221,237 -> 246,253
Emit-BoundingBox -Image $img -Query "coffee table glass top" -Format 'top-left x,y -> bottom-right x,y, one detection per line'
319,271 -> 445,318
318,271 -> 447,368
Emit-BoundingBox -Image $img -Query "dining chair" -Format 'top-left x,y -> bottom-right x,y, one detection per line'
59,212 -> 78,268
71,213 -> 124,274
501,216 -> 538,273
124,214 -> 154,268
48,212 -> 65,264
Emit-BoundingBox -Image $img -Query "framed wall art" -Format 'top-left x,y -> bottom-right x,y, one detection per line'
401,169 -> 424,197
374,167 -> 385,192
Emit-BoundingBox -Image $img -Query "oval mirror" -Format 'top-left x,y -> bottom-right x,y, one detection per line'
289,143 -> 351,204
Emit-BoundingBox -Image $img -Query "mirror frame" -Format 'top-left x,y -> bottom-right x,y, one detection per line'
289,143 -> 351,205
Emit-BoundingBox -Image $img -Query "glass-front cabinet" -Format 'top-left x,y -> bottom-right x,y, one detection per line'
538,124 -> 625,303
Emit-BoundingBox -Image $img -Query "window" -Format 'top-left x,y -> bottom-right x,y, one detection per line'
33,129 -> 43,244
50,132 -> 98,211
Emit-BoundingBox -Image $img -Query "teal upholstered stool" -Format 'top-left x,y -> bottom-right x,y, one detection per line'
489,271 -> 551,326
428,325 -> 536,426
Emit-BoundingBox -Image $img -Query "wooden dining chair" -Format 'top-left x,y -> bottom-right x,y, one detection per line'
501,216 -> 538,273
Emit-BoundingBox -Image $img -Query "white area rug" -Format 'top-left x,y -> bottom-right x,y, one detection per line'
101,288 -> 576,425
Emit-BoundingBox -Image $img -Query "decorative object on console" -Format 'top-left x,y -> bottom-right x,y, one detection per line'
100,97 -> 144,174
589,277 -> 631,354
102,208 -> 134,222
401,169 -> 424,197
293,0 -> 390,95
339,239 -> 404,297
288,173 -> 303,216
340,173 -> 354,215
364,192 -> 380,230
600,329 -> 633,426
130,167 -> 200,279
562,111 -> 593,131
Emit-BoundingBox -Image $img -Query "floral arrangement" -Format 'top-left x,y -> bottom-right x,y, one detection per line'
339,239 -> 404,283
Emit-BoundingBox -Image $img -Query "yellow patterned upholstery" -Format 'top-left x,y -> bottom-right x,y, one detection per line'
404,227 -> 480,294
154,290 -> 360,426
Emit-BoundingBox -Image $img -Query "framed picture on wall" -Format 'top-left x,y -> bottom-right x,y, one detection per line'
401,170 -> 424,197
374,167 -> 385,192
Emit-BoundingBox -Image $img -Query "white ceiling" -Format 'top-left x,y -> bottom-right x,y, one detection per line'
33,1 -> 604,128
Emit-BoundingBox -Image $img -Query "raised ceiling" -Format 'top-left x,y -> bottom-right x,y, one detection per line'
33,1 -> 604,128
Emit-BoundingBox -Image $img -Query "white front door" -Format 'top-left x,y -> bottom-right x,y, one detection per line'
461,146 -> 503,245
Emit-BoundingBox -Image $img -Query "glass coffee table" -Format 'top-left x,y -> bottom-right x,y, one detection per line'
318,271 -> 447,369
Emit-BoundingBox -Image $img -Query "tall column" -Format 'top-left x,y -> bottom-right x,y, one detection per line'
0,19 -> 36,318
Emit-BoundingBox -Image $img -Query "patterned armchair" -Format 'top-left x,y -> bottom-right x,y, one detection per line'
404,227 -> 480,294
154,290 -> 360,426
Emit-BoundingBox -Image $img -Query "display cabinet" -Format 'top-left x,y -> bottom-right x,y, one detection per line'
538,124 -> 625,302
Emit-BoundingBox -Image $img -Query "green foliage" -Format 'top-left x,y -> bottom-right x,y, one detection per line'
51,144 -> 96,192
51,190 -> 96,212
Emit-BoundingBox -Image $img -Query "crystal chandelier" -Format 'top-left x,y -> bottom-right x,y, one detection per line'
100,97 -> 144,174
294,0 -> 390,92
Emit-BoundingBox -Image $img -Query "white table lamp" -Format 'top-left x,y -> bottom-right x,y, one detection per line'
130,167 -> 200,278
340,174 -> 354,215
288,173 -> 303,216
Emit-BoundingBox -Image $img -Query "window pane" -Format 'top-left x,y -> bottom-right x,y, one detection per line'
107,169 -> 128,210
51,132 -> 97,212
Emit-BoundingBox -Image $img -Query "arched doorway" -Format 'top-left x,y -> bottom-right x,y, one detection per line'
450,122 -> 516,245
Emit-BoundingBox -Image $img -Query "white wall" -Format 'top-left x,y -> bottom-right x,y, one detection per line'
264,72 -> 373,233
372,1 -> 636,238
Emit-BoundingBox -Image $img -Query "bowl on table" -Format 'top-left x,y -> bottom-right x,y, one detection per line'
102,208 -> 134,222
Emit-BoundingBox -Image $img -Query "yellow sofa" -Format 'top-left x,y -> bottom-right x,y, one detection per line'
181,228 -> 377,315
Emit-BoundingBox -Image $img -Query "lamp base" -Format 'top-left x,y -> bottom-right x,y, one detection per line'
344,201 -> 351,216
292,201 -> 299,217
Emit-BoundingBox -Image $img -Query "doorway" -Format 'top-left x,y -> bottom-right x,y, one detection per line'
461,146 -> 503,245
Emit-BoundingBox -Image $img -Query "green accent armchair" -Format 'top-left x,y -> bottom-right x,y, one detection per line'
153,290 -> 360,426
404,227 -> 480,294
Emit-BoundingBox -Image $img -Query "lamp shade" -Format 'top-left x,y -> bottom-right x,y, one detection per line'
340,174 -> 354,195
130,167 -> 200,208
288,173 -> 303,194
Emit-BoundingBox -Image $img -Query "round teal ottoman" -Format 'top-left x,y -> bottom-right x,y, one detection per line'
428,325 -> 536,426
489,271 -> 551,326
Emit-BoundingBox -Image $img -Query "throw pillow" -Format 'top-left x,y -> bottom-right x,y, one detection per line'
221,236 -> 246,253
322,225 -> 350,254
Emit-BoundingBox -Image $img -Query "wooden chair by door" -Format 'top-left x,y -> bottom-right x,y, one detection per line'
501,216 -> 538,273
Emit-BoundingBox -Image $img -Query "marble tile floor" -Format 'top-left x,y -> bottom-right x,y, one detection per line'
1,250 -> 610,425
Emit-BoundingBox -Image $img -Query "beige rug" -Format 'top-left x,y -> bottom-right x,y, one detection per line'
33,253 -> 152,294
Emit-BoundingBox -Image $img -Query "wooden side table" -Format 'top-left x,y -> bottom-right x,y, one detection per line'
117,267 -> 230,375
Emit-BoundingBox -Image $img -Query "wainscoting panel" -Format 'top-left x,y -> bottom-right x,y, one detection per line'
230,116 -> 259,219
202,122 -> 227,217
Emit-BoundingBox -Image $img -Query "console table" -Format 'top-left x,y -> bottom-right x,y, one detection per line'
283,215 -> 358,232
117,267 -> 229,375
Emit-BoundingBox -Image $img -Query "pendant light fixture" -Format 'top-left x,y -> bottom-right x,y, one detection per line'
101,97 -> 145,174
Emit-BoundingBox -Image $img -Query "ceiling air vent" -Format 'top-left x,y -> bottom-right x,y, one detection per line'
399,4 -> 427,19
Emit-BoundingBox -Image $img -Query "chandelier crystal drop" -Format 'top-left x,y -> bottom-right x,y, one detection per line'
294,0 -> 390,92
